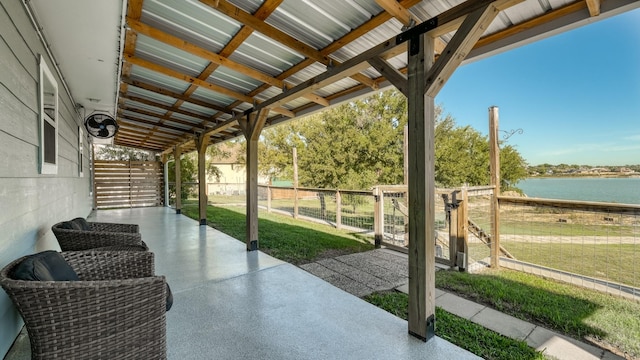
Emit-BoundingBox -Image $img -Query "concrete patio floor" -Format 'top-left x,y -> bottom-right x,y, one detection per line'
5,206 -> 479,359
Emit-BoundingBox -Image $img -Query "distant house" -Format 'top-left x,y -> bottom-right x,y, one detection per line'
206,143 -> 269,196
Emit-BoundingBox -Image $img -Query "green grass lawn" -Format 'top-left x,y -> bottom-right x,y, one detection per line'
435,269 -> 640,358
364,291 -> 545,360
502,242 -> 640,288
181,203 -> 374,264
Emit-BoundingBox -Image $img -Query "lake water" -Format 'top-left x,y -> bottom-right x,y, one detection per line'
515,177 -> 640,205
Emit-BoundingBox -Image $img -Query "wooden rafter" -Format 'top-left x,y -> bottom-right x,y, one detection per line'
199,0 -> 378,89
120,95 -> 216,126
585,0 -> 601,16
123,54 -> 295,118
121,77 -> 231,114
127,18 -> 328,107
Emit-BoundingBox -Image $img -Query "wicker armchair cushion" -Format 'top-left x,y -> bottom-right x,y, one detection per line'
10,250 -> 79,281
58,217 -> 91,231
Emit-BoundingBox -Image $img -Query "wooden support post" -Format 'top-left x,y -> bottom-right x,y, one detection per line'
403,125 -> 409,247
489,106 -> 501,268
161,154 -> 169,207
246,136 -> 259,250
407,32 -> 436,342
293,146 -> 299,218
238,109 -> 268,251
456,188 -> 469,271
196,134 -> 209,225
335,190 -> 342,229
174,146 -> 182,214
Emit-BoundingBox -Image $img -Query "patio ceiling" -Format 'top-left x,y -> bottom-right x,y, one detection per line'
27,0 -> 639,154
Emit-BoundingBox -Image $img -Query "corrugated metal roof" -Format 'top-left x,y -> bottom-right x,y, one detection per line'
106,0 -> 640,152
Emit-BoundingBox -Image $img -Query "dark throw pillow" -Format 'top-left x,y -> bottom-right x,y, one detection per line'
10,251 -> 79,281
166,283 -> 173,311
70,217 -> 91,231
57,221 -> 75,230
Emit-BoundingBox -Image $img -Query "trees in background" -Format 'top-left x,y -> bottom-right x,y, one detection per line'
258,89 -> 528,190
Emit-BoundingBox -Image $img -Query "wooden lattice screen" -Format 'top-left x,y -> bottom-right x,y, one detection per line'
94,160 -> 164,209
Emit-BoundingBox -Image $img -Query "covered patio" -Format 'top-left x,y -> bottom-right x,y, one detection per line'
7,207 -> 479,359
1,0 -> 639,357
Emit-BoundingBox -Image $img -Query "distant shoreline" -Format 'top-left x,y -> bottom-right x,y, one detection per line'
529,173 -> 640,179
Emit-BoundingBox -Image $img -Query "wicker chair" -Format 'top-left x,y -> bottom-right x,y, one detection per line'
0,251 -> 166,360
52,220 -> 147,251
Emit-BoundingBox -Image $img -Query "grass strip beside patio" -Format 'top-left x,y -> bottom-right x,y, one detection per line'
435,269 -> 640,358
181,203 -> 374,264
364,291 -> 545,360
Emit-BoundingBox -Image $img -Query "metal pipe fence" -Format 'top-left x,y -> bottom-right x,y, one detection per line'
167,180 -> 640,299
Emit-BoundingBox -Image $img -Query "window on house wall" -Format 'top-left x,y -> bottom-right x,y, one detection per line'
78,126 -> 84,177
39,55 -> 58,174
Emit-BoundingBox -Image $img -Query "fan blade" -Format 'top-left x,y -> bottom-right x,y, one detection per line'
101,117 -> 118,128
98,128 -> 110,138
86,115 -> 101,129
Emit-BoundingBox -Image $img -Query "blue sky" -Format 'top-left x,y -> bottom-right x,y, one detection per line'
435,8 -> 640,166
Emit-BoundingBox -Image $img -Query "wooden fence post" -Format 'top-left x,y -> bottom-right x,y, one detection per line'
448,191 -> 458,269
336,190 -> 342,229
373,187 -> 383,248
456,188 -> 468,271
294,187 -> 299,219
267,185 -> 272,212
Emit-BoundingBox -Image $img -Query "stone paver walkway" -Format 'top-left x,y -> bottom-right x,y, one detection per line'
301,249 -> 625,360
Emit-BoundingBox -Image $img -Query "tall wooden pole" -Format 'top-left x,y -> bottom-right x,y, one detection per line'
489,106 -> 501,268
407,32 -> 436,342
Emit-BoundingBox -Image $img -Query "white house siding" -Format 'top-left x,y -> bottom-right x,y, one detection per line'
0,1 -> 92,356
207,163 -> 269,196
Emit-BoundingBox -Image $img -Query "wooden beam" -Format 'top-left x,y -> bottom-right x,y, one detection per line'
121,0 -> 143,77
118,105 -> 206,130
125,55 -> 254,103
120,95 -> 215,126
128,18 -> 286,89
128,18 -> 329,107
242,109 -> 268,250
375,0 -> 413,25
118,113 -> 192,134
124,55 -> 295,117
407,32 -> 436,342
121,77 -> 232,114
174,146 -> 182,214
475,0 -> 580,49
260,0 -> 517,114
367,57 -> 408,96
199,0 -> 377,89
195,133 -> 209,225
585,0 -> 601,16
425,2 -> 504,97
